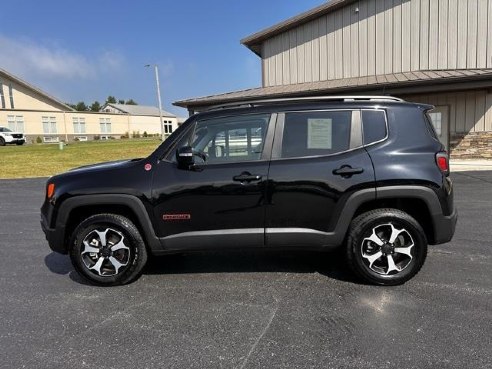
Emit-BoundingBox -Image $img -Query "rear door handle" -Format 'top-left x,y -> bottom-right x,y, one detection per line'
233,172 -> 262,183
333,165 -> 364,177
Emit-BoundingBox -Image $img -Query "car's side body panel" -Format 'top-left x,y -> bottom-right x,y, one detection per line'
40,99 -> 457,259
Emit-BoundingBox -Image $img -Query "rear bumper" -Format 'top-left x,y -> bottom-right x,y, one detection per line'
432,208 -> 458,245
40,213 -> 67,254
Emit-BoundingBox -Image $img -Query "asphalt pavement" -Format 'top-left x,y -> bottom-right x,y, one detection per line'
0,173 -> 491,369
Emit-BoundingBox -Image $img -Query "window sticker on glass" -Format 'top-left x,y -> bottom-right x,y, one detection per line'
307,118 -> 332,149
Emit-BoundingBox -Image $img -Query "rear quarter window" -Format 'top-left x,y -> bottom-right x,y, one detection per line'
362,110 -> 387,145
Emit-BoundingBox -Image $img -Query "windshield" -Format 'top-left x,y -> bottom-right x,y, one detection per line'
0,127 -> 12,133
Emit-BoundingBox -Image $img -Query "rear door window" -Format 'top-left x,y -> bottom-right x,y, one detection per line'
281,110 -> 354,158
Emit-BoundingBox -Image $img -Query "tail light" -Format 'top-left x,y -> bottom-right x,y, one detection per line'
436,152 -> 449,175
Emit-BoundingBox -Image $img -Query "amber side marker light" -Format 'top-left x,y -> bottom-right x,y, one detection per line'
47,183 -> 55,199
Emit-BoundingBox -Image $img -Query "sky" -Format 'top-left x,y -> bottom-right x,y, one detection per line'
0,0 -> 324,116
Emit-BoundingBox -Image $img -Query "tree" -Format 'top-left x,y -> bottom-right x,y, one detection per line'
118,99 -> 125,104
75,101 -> 88,111
106,96 -> 116,104
90,101 -> 101,112
125,99 -> 138,105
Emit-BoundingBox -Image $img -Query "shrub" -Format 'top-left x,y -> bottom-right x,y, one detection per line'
94,135 -> 100,141
143,131 -> 148,138
36,136 -> 42,144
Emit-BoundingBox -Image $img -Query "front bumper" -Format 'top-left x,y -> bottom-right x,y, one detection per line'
40,213 -> 68,254
4,136 -> 25,144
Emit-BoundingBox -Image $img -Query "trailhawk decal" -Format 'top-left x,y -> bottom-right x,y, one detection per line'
163,214 -> 191,221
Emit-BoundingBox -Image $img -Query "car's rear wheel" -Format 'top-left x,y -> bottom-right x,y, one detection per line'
346,208 -> 427,286
69,214 -> 148,286
0,137 -> 5,146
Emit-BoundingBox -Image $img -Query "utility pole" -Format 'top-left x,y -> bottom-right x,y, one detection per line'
145,64 -> 165,141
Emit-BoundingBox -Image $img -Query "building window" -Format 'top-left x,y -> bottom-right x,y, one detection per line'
99,117 -> 111,133
0,82 -> 5,109
164,120 -> 173,134
73,117 -> 86,134
42,116 -> 57,134
8,84 -> 14,109
428,112 -> 442,137
7,115 -> 24,132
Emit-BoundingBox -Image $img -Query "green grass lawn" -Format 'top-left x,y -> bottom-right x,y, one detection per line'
0,139 -> 162,179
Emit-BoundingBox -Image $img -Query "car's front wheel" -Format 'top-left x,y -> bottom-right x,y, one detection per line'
346,208 -> 427,286
0,137 -> 5,146
69,214 -> 148,286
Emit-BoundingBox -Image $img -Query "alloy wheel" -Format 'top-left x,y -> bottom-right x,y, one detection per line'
360,223 -> 414,276
81,228 -> 130,277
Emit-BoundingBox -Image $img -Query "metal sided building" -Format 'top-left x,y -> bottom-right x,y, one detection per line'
175,0 -> 492,159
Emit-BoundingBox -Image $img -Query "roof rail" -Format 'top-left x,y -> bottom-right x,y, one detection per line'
205,95 -> 405,111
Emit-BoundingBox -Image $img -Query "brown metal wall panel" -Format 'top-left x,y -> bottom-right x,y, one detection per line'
456,0 -> 468,69
367,0 -> 377,76
465,92 -> 477,132
304,23 -> 313,83
297,27 -> 305,84
384,0 -> 394,74
289,30 -> 298,85
428,0 -> 439,69
342,6 -> 352,78
438,0 -> 449,69
475,91 -> 486,132
327,13 -> 336,80
455,93 -> 467,133
334,10 -> 344,79
477,0 -> 488,68
485,92 -> 492,131
282,33 -> 290,85
359,0 -> 369,76
467,0 -> 478,68
393,0 -> 402,74
447,0 -> 458,69
488,0 -> 492,68
401,0 -> 411,72
350,3 -> 360,77
420,0 -> 430,70
376,0 -> 386,74
411,0 -> 421,70
312,18 -> 321,82
319,16 -> 328,81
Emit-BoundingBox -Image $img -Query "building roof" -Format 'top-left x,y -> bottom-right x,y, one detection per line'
0,68 -> 75,111
103,103 -> 176,117
241,0 -> 357,55
174,69 -> 492,110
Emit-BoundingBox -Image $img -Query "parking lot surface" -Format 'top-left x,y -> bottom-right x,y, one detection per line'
0,173 -> 491,369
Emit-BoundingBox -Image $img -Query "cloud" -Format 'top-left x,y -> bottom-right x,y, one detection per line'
0,34 -> 125,81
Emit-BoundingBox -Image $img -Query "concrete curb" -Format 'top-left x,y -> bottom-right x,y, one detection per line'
450,160 -> 492,172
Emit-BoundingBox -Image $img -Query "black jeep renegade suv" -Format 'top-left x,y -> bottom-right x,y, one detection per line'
41,96 -> 457,286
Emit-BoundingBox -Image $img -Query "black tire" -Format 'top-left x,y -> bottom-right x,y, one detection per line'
69,214 -> 148,286
346,208 -> 427,286
0,137 -> 5,146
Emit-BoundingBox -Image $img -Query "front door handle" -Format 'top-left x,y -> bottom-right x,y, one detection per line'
333,165 -> 364,177
233,172 -> 262,183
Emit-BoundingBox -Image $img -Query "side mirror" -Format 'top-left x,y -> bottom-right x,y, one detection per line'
176,146 -> 194,168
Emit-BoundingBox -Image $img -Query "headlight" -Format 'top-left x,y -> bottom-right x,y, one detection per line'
3,133 -> 11,136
